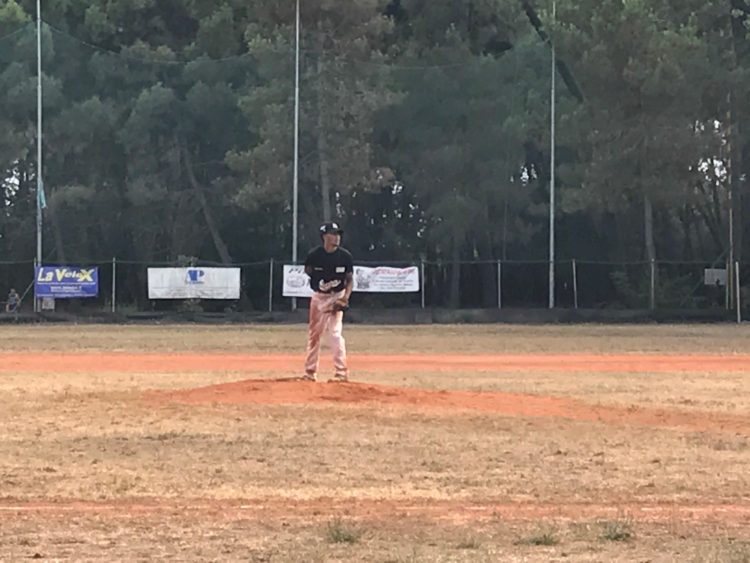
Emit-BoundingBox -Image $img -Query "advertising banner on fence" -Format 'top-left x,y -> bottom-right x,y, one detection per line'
35,266 -> 99,298
704,268 -> 727,287
353,265 -> 420,293
282,265 -> 314,298
282,265 -> 420,297
148,268 -> 240,299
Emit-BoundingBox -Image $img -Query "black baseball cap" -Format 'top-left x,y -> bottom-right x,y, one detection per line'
319,222 -> 344,235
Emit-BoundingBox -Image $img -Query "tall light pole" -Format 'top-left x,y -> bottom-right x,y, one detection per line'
548,0 -> 556,309
292,0 -> 300,264
36,0 -> 45,312
291,0 -> 301,311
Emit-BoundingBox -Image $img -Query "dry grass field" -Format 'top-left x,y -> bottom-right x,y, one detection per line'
1,323 -> 749,562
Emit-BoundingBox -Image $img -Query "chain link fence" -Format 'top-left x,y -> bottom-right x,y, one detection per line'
0,258 -> 741,317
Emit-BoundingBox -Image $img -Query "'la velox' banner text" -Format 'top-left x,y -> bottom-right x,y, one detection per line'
35,266 -> 99,298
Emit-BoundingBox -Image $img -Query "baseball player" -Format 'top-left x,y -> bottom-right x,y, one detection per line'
302,222 -> 353,382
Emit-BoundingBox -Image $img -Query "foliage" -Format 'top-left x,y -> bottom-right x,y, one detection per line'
0,0 -> 749,278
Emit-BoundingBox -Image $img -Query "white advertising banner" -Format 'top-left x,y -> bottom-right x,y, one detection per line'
283,265 -> 315,298
704,268 -> 727,287
353,265 -> 420,293
282,264 -> 420,297
148,267 -> 240,299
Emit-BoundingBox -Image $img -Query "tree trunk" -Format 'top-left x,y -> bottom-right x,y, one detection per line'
729,0 -> 749,259
501,199 -> 509,261
477,236 -> 497,307
680,205 -> 694,261
730,102 -> 746,262
449,241 -> 461,308
182,145 -> 233,264
315,48 -> 333,222
49,203 -> 67,264
644,195 -> 656,263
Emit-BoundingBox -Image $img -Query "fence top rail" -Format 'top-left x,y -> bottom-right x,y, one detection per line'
14,258 -> 739,267
114,260 -> 270,266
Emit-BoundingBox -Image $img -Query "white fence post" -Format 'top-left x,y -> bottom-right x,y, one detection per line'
420,260 -> 426,310
736,261 -> 741,324
497,260 -> 502,309
111,257 -> 116,313
572,259 -> 578,309
33,258 -> 38,313
650,259 -> 656,310
268,258 -> 274,313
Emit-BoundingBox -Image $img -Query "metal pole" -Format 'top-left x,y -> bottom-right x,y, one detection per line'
726,259 -> 731,310
736,261 -> 741,324
548,0 -> 556,309
650,259 -> 656,310
268,258 -> 274,313
728,92 -> 735,311
497,260 -> 502,309
420,260 -> 426,310
33,258 -> 37,311
572,259 -> 578,309
111,257 -> 116,313
291,0 -> 300,313
35,0 -> 43,313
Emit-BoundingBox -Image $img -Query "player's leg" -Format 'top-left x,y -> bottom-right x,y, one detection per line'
328,292 -> 348,381
303,293 -> 329,380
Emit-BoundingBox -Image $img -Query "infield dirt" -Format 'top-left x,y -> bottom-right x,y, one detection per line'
0,324 -> 749,561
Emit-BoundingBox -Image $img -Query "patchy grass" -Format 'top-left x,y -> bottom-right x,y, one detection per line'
0,324 -> 749,561
325,517 -> 361,544
455,537 -> 481,549
600,518 -> 635,542
516,526 -> 560,546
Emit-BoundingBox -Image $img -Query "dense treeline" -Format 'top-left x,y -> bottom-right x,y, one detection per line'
1,1 -> 749,306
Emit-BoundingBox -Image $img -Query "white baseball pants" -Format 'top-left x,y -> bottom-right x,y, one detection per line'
304,290 -> 348,378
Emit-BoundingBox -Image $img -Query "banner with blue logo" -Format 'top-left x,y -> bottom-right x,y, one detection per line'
147,268 -> 240,299
35,266 -> 99,298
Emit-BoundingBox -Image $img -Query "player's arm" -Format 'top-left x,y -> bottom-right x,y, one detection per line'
341,254 -> 354,303
343,272 -> 353,302
304,251 -> 314,276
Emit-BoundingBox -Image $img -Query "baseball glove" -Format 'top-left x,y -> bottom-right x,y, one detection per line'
331,298 -> 349,313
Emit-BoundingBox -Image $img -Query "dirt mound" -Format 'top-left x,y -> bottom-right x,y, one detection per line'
156,378 -> 750,434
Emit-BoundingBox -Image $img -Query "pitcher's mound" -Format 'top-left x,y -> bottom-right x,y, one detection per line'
159,377 -> 584,417
151,378 -> 750,434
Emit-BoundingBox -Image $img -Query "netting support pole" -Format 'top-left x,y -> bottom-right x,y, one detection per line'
650,259 -> 656,310
724,260 -> 734,311
268,258 -> 274,313
572,259 -> 578,309
290,0 -> 300,314
497,260 -> 502,309
36,0 -> 44,310
111,257 -> 116,313
33,258 -> 38,313
420,260 -> 426,310
736,261 -> 741,324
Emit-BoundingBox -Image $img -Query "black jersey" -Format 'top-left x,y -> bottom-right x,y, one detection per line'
304,246 -> 354,293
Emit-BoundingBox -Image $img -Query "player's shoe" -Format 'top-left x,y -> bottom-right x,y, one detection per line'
301,372 -> 317,382
331,373 -> 348,382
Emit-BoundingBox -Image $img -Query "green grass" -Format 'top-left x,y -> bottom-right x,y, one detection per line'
600,518 -> 634,542
325,517 -> 361,544
516,527 -> 559,546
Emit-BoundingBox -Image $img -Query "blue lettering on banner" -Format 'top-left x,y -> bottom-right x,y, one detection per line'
186,269 -> 205,284
34,266 -> 99,299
